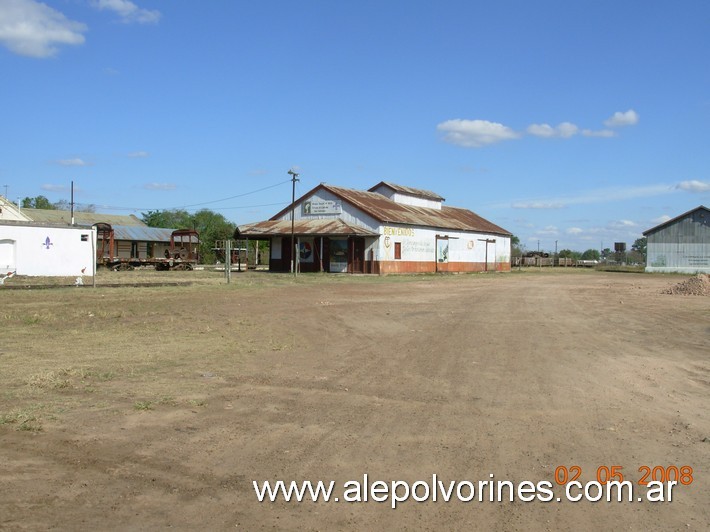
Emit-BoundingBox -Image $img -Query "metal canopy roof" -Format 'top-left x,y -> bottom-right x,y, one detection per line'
238,218 -> 378,238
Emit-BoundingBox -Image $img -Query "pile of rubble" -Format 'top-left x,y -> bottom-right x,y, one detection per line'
663,274 -> 710,296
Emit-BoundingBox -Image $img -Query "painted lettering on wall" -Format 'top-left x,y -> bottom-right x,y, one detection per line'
383,226 -> 415,237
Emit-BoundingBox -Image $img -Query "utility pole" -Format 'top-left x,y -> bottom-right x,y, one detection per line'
287,169 -> 300,276
70,180 -> 75,225
555,240 -> 558,267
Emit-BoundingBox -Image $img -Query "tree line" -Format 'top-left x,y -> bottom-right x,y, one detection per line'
20,195 -> 95,212
512,236 -> 647,263
141,209 -> 236,264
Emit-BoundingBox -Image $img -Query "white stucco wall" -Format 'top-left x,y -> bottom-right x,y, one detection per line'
0,224 -> 96,276
377,224 -> 511,265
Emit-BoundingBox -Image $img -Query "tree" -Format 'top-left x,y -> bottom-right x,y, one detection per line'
141,208 -> 236,264
631,237 -> 647,257
141,209 -> 193,229
21,195 -> 54,209
191,209 -> 236,263
581,249 -> 601,261
511,235 -> 522,257
558,249 -> 581,260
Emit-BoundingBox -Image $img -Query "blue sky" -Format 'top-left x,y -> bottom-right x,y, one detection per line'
1,0 -> 709,252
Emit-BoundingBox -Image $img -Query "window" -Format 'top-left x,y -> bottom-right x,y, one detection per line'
394,242 -> 402,260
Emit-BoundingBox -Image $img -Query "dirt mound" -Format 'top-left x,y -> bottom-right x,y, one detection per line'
663,274 -> 710,296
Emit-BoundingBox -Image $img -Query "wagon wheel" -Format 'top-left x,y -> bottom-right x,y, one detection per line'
179,248 -> 188,260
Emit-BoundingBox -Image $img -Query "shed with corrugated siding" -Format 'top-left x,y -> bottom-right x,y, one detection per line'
643,205 -> 710,273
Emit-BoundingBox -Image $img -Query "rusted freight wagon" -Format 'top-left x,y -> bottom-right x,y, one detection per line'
95,224 -> 200,270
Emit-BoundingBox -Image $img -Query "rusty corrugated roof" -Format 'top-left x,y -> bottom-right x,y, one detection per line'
368,181 -> 445,202
308,184 -> 511,235
265,183 -> 510,236
23,209 -> 146,226
238,218 -> 378,238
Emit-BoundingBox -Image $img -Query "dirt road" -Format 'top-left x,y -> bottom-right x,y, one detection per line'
1,271 -> 708,530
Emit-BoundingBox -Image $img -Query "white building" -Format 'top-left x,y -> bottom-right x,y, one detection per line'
0,221 -> 96,276
238,182 -> 512,274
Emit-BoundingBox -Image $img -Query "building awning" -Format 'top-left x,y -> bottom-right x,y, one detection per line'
237,218 -> 378,238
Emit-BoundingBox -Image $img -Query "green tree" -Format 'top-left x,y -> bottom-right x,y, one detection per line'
581,249 -> 601,261
21,195 -> 54,209
141,209 -> 193,229
631,237 -> 647,257
141,209 -> 236,264
558,249 -> 581,260
191,209 -> 236,263
511,235 -> 522,257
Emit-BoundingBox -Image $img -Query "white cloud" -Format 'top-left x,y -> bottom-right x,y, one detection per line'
0,0 -> 86,58
566,227 -> 583,235
608,219 -> 638,229
676,180 -> 710,193
582,129 -> 616,137
439,110 -> 640,148
537,225 -> 559,235
652,215 -> 671,224
93,0 -> 161,24
527,122 -> 579,138
604,109 -> 639,127
437,119 -> 520,148
41,183 -> 68,192
143,182 -> 176,190
512,201 -> 566,209
509,184 -> 675,210
57,158 -> 90,166
127,151 -> 150,158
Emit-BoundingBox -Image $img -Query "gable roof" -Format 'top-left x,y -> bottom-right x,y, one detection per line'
22,209 -> 146,227
271,183 -> 511,235
642,205 -> 709,236
368,181 -> 445,202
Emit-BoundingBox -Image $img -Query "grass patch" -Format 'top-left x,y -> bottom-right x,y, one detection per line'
133,401 -> 153,411
26,370 -> 74,390
0,406 -> 43,432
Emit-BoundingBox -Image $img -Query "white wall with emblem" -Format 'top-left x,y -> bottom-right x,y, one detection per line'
0,224 -> 96,276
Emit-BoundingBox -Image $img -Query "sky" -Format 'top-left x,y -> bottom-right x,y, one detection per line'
1,0 -> 709,253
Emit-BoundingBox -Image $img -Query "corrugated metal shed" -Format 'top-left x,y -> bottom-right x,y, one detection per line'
23,209 -> 146,227
239,218 -> 378,237
270,184 -> 510,235
643,205 -> 709,272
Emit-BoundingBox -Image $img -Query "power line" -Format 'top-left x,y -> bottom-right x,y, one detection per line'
174,179 -> 292,209
76,178 -> 293,213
